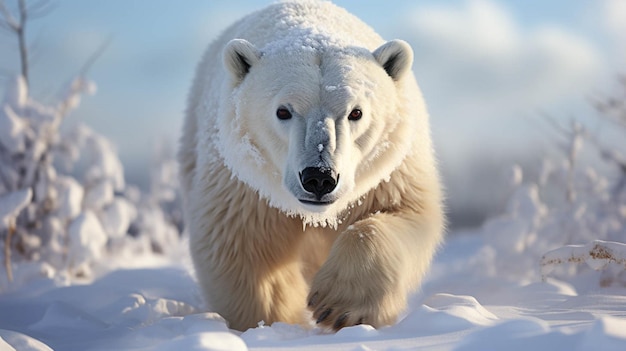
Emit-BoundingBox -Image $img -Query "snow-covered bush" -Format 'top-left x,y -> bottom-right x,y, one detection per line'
478,79 -> 626,286
0,76 -> 183,289
541,240 -> 626,287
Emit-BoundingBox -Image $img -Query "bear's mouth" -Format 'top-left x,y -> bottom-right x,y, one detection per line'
298,199 -> 335,206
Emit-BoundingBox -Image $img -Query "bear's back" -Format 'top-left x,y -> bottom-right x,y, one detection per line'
224,1 -> 383,52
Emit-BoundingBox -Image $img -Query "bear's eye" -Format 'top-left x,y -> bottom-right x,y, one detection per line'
276,107 -> 292,120
348,109 -> 362,121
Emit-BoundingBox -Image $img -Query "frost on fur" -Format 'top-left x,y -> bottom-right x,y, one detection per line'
182,0 -> 443,331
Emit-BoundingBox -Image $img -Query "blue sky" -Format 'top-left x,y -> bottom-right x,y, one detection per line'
1,0 -> 624,224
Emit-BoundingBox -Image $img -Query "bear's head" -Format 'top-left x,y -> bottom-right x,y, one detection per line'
216,36 -> 418,227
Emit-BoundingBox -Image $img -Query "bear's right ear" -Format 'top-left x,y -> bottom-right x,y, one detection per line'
223,39 -> 261,82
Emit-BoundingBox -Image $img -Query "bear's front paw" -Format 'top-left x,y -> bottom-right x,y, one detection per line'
306,228 -> 405,331
307,290 -> 369,330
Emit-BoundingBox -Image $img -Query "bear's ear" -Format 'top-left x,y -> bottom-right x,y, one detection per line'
372,40 -> 414,81
223,39 -> 262,82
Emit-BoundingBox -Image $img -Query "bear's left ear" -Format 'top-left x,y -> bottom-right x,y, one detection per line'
372,40 -> 414,81
223,39 -> 262,82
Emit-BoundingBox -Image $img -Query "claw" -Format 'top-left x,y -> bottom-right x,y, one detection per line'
333,312 -> 349,330
316,308 -> 332,324
308,292 -> 319,307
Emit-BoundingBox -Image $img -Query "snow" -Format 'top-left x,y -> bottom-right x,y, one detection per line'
1,231 -> 625,351
83,180 -> 114,210
0,104 -> 29,154
0,188 -> 31,229
99,197 -> 137,239
67,211 -> 108,272
54,176 -> 84,222
0,329 -> 52,351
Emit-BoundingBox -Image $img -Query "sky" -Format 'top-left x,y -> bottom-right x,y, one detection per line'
0,0 -> 624,227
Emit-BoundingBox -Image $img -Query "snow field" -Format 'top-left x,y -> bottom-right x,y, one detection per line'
2,233 -> 626,350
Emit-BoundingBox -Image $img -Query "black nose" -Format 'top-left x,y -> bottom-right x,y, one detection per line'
300,167 -> 338,200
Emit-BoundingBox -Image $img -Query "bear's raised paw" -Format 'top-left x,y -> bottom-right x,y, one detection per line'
306,228 -> 406,331
308,291 -> 368,330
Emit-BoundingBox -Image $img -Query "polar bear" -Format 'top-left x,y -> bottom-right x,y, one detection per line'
179,0 -> 444,331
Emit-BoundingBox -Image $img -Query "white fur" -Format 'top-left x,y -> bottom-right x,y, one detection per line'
179,0 -> 444,331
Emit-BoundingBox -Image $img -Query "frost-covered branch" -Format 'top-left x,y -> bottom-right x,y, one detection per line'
1,187 -> 31,281
0,0 -> 28,83
0,0 -> 53,85
591,75 -> 626,128
478,75 -> 626,285
0,2 -> 185,290
0,0 -> 19,31
0,74 -> 184,287
541,240 -> 626,284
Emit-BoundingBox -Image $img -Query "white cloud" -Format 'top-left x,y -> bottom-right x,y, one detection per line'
402,0 -> 603,125
604,0 -> 626,34
603,0 -> 626,63
409,0 -> 519,59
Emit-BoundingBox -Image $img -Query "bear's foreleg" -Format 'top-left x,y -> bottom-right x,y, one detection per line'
190,215 -> 311,331
307,210 -> 443,330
